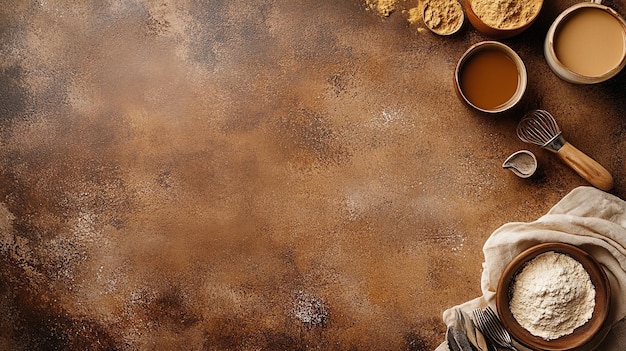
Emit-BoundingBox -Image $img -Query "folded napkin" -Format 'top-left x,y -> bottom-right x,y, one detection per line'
436,186 -> 626,351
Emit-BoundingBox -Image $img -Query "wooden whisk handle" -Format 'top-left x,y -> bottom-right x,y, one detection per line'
557,142 -> 614,191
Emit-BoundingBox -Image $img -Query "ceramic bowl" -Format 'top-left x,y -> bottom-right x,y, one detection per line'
465,0 -> 543,39
496,243 -> 610,351
502,150 -> 537,178
423,0 -> 465,36
544,2 -> 626,84
454,41 -> 527,114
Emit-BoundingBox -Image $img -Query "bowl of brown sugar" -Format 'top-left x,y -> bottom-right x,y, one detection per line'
465,0 -> 543,38
423,0 -> 465,36
496,243 -> 610,351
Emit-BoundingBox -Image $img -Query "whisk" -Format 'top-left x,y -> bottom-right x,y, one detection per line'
516,109 -> 613,191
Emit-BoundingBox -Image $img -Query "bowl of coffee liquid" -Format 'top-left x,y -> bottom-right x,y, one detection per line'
454,41 -> 527,114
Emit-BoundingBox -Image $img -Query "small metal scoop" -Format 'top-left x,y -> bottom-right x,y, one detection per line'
503,150 -> 537,178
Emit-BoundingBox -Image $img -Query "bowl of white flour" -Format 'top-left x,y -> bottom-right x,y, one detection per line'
496,243 -> 610,350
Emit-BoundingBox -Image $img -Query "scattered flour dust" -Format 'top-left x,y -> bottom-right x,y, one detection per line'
366,0 -> 420,26
407,5 -> 429,33
407,6 -> 423,24
292,290 -> 329,329
366,0 -> 398,17
509,251 -> 596,340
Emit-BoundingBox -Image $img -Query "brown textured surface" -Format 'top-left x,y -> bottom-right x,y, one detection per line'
0,0 -> 625,350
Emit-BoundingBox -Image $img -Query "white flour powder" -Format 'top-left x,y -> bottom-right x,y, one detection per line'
509,251 -> 596,340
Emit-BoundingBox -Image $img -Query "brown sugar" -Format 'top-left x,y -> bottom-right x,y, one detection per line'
366,0 -> 398,17
470,0 -> 542,29
423,0 -> 464,35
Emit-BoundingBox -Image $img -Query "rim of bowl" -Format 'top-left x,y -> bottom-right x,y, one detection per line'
454,41 -> 527,114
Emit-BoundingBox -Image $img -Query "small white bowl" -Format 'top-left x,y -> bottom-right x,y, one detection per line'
502,150 -> 537,178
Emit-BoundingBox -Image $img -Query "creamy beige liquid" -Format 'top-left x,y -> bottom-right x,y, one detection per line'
459,48 -> 519,110
554,8 -> 626,77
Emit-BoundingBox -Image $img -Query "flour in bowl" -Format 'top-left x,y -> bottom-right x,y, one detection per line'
509,251 -> 596,340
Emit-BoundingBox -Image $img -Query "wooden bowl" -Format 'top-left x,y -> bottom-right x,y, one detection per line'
496,243 -> 610,351
465,0 -> 543,39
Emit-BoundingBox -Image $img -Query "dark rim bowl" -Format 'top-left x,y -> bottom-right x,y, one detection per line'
496,243 -> 610,351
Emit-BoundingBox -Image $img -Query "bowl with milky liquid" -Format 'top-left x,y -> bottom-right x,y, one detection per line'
496,243 -> 610,351
544,2 -> 626,84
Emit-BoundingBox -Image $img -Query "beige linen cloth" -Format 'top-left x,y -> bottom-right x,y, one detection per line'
436,186 -> 626,351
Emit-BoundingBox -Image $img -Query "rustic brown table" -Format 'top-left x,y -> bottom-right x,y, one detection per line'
0,0 -> 624,349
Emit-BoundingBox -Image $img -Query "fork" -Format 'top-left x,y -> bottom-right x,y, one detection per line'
472,306 -> 518,351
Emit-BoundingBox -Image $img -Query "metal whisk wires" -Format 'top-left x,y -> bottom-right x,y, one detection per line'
515,108 -> 614,191
516,109 -> 562,147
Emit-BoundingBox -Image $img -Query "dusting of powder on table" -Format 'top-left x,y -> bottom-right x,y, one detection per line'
366,0 -> 398,17
509,251 -> 596,340
407,6 -> 423,24
470,0 -> 542,29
